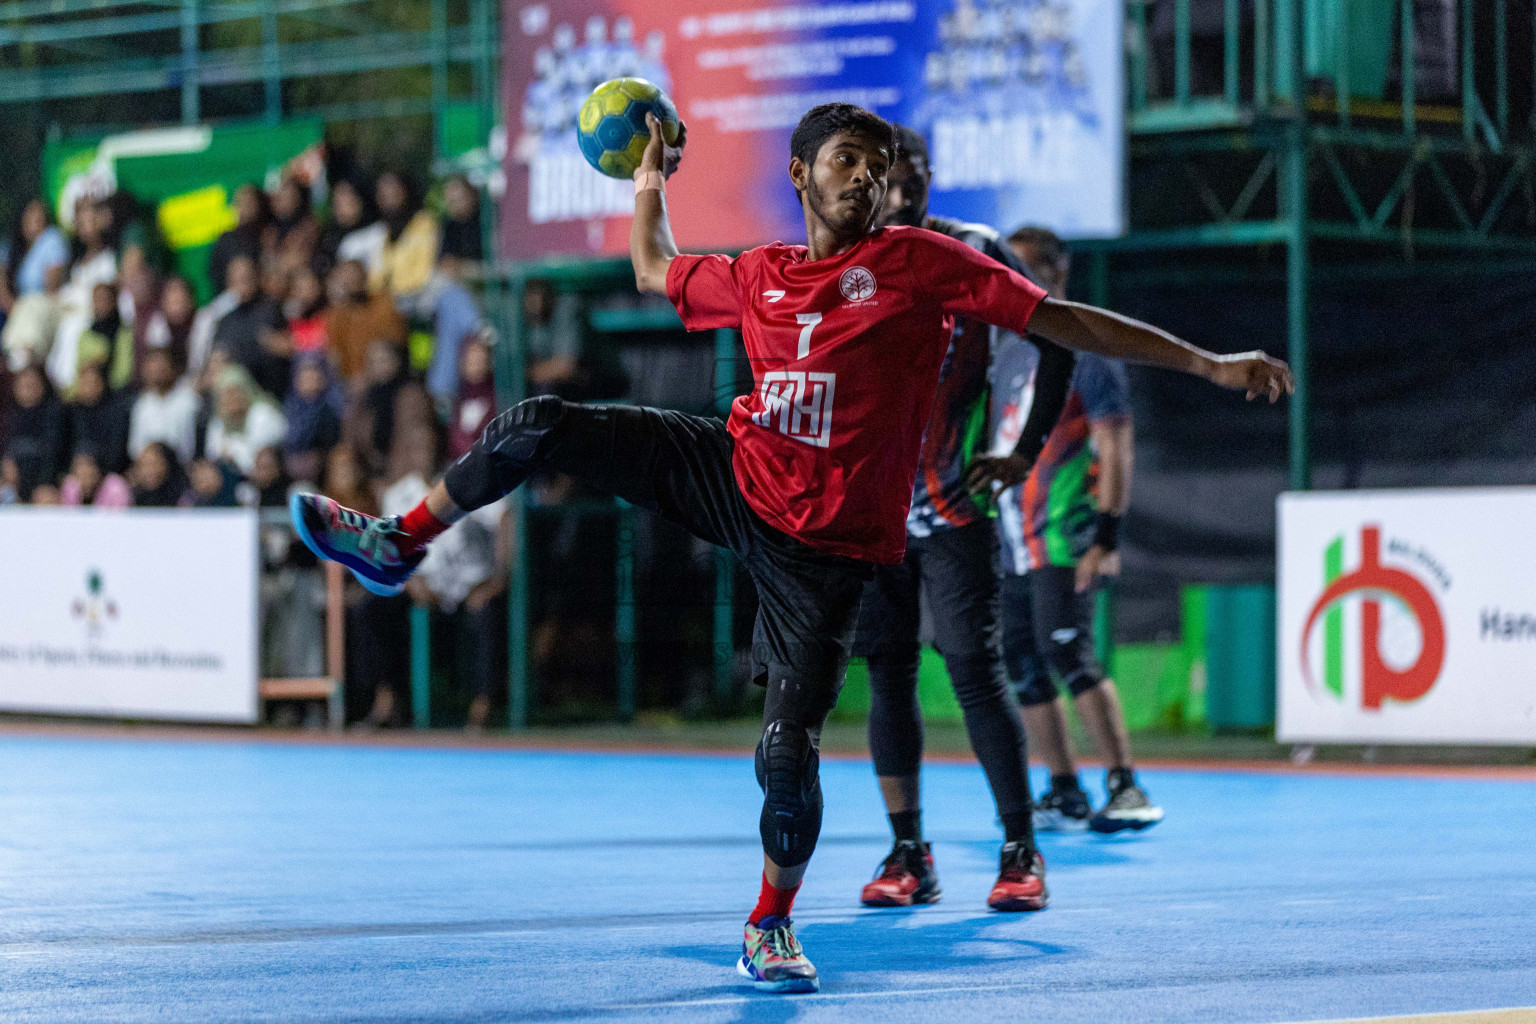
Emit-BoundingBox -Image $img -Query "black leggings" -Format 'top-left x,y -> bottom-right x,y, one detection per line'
445,396 -> 872,867
854,521 -> 1034,820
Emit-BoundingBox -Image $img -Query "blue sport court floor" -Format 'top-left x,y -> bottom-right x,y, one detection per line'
0,732 -> 1533,1024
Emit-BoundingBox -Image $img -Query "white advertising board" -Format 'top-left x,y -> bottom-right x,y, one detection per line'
1278,488 -> 1536,745
0,508 -> 258,723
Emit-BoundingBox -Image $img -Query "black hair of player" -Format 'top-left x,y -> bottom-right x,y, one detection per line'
1008,225 -> 1068,265
789,103 -> 899,171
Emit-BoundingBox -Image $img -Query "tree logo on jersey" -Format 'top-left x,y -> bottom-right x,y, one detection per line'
838,265 -> 877,302
752,372 -> 837,448
1300,526 -> 1447,710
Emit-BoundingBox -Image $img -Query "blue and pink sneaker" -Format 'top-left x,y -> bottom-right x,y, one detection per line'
737,915 -> 818,993
289,493 -> 425,597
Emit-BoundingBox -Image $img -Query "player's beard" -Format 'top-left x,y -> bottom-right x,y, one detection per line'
806,174 -> 878,240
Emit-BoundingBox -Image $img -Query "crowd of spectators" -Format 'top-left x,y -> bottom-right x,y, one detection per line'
0,169 -> 504,729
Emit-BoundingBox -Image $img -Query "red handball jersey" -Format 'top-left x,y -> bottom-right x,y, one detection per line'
666,225 -> 1047,564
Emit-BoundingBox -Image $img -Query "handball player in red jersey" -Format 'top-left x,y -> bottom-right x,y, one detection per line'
290,103 -> 1292,994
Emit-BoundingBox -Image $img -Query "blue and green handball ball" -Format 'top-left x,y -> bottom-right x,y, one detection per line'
577,77 -> 681,179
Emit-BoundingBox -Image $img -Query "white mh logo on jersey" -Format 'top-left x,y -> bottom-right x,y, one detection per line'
752,371 -> 836,448
838,265 -> 876,302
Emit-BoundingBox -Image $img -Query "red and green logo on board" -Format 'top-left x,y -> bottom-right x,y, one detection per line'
1300,526 -> 1447,710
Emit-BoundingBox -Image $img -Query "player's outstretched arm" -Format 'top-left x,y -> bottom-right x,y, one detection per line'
1028,298 -> 1294,402
630,113 -> 687,294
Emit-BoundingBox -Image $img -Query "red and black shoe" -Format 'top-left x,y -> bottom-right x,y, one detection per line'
860,839 -> 942,907
987,841 -> 1049,912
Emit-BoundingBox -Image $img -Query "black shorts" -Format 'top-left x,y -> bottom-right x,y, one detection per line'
999,566 -> 1105,705
447,402 -> 873,728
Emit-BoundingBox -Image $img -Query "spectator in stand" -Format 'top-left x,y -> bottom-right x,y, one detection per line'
348,339 -> 409,477
212,255 -> 291,399
448,335 -> 496,461
373,171 -> 439,299
284,266 -> 328,356
0,457 -> 18,505
246,444 -> 291,507
324,259 -> 406,383
182,457 -> 242,507
521,277 -> 624,401
48,198 -> 117,391
208,183 -> 271,299
282,352 -> 342,485
127,441 -> 187,507
323,178 -> 384,277
4,364 -> 67,498
262,260 -> 291,307
420,255 -> 485,410
1,199 -> 69,314
129,347 -> 199,463
3,263 -> 63,373
136,274 -> 196,375
67,361 -> 131,475
438,175 -> 484,264
205,364 -> 287,475
60,449 -> 131,508
388,418 -> 509,732
30,482 -> 61,505
75,282 -> 134,390
269,177 -> 318,258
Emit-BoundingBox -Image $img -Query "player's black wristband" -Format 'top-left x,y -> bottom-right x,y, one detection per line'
1093,512 -> 1122,552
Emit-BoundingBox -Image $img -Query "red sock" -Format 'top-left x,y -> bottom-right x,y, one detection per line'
749,873 -> 800,925
397,499 -> 450,557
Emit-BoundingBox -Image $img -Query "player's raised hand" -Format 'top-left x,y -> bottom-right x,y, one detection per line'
1207,351 -> 1294,403
641,112 -> 688,180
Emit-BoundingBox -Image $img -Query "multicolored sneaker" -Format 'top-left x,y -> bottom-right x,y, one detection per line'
737,915 -> 818,993
1089,775 -> 1164,834
987,841 -> 1049,912
289,492 -> 424,597
1033,785 -> 1092,832
860,839 -> 941,907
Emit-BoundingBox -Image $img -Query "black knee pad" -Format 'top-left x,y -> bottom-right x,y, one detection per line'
1012,656 -> 1059,707
480,394 -> 568,461
755,719 -> 823,868
1042,625 -> 1105,698
445,395 -> 569,510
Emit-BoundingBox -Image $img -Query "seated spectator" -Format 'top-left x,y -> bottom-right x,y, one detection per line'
181,457 -> 242,507
208,184 -> 271,302
2,263 -> 63,372
67,361 -> 131,475
211,254 -> 291,399
47,198 -> 117,391
438,174 -> 484,264
129,347 -> 199,463
282,353 -> 342,485
419,255 -> 485,409
75,281 -> 134,390
284,266 -> 328,355
136,274 -> 196,376
262,260 -> 291,308
374,171 -> 440,299
3,364 -> 67,496
323,178 -> 384,278
127,441 -> 187,507
204,365 -> 288,475
60,450 -> 131,508
348,339 -> 409,477
0,457 -> 19,505
30,482 -> 61,505
448,335 -> 496,461
521,278 -> 623,401
324,259 -> 406,383
1,199 -> 69,314
270,176 -> 318,258
387,420 -> 509,733
245,444 -> 291,508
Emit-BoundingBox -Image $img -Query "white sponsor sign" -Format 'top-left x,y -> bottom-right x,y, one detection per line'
0,509 -> 258,722
1279,488 -> 1536,745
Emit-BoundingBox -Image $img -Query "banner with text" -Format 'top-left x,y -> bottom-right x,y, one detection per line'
501,0 -> 1123,259
1278,488 -> 1536,745
0,509 -> 258,723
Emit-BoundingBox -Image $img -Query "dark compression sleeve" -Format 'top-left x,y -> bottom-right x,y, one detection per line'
1009,334 -> 1073,466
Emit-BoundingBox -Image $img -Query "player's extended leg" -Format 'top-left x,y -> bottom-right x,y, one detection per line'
1030,567 -> 1163,834
1000,571 -> 1092,832
919,522 -> 1046,911
854,553 -> 941,907
737,543 -> 869,993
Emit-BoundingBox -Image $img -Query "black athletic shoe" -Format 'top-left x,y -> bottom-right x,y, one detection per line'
1088,775 -> 1164,833
860,839 -> 942,907
1033,785 -> 1092,832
